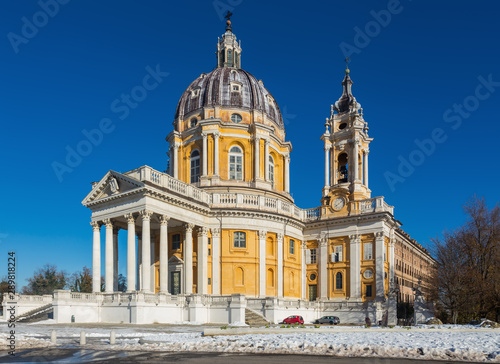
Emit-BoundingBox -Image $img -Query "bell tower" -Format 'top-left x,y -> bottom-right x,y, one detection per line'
320,61 -> 372,216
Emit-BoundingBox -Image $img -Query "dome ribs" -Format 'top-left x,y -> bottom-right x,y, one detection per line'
174,68 -> 283,128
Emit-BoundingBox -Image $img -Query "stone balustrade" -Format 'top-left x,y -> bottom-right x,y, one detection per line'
130,166 -> 394,222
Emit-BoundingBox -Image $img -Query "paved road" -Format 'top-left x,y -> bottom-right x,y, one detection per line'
0,349 -> 480,364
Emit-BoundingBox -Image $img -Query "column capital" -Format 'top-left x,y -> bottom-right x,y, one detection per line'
351,138 -> 360,145
258,230 -> 267,239
124,213 -> 135,224
159,215 -> 170,225
197,226 -> 209,236
172,143 -> 179,150
364,149 -> 370,155
375,231 -> 385,239
349,234 -> 361,243
277,233 -> 284,242
254,135 -> 261,142
201,131 -> 208,139
103,218 -> 113,228
184,223 -> 195,233
90,221 -> 100,231
211,228 -> 220,238
264,138 -> 270,146
319,237 -> 328,247
213,131 -> 220,139
324,144 -> 332,152
139,210 -> 153,221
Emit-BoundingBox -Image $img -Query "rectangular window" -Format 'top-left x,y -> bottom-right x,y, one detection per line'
208,248 -> 211,256
233,231 -> 246,248
289,239 -> 295,255
334,245 -> 343,262
366,284 -> 372,297
208,278 -> 211,285
310,248 -> 317,264
364,242 -> 373,260
208,238 -> 211,245
172,234 -> 181,250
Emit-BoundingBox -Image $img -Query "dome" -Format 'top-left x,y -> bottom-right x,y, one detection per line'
174,67 -> 284,128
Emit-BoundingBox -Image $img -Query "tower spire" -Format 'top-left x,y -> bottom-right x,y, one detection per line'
216,11 -> 242,68
333,60 -> 360,114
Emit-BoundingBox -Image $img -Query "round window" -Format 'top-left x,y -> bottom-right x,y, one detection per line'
339,122 -> 347,130
231,113 -> 242,123
190,118 -> 198,127
363,269 -> 373,279
310,273 -> 317,281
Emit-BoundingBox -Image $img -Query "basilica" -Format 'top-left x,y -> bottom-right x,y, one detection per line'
11,19 -> 435,325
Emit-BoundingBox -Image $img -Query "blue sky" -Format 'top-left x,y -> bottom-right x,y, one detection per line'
1,0 -> 499,288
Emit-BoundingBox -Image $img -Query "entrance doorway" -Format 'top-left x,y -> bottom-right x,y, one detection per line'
170,271 -> 181,295
308,284 -> 317,301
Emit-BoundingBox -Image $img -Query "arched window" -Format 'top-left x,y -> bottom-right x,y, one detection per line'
231,113 -> 242,123
227,49 -> 233,67
190,118 -> 198,128
336,272 -> 343,290
229,146 -> 243,180
190,150 -> 200,183
233,231 -> 246,248
338,153 -> 348,183
268,155 -> 275,186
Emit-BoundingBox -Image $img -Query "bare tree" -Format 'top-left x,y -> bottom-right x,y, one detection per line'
432,196 -> 500,323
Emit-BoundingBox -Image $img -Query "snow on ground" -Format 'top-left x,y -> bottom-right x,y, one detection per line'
0,323 -> 499,362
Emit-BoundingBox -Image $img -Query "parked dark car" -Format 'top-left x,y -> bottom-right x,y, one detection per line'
281,315 -> 304,324
315,316 -> 340,325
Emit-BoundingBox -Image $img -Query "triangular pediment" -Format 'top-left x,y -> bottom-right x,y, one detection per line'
82,170 -> 144,206
168,255 -> 184,264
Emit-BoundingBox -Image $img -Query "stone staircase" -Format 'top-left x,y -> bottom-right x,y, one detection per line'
16,303 -> 53,323
245,308 -> 269,326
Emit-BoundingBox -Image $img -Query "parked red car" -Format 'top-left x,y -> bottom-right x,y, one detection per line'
281,315 -> 304,324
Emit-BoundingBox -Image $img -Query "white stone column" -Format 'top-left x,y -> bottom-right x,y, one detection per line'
264,139 -> 270,181
159,215 -> 169,293
137,233 -> 142,291
364,149 -> 369,187
353,139 -> 359,182
284,154 -> 290,193
349,235 -> 361,299
140,210 -> 152,293
150,232 -> 156,293
173,144 -> 179,179
197,227 -> 208,294
331,148 -> 337,185
202,132 -> 208,177
375,232 -> 385,299
389,230 -> 395,286
104,219 -> 114,293
254,136 -> 260,180
277,233 -> 284,298
184,223 -> 194,294
91,221 -> 101,293
258,230 -> 267,297
212,228 -> 221,295
301,241 -> 306,300
125,214 -> 136,292
113,227 -> 119,292
319,238 -> 328,300
213,132 -> 220,177
324,145 -> 330,188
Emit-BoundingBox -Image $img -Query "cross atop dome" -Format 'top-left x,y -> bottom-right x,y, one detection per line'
225,10 -> 233,32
